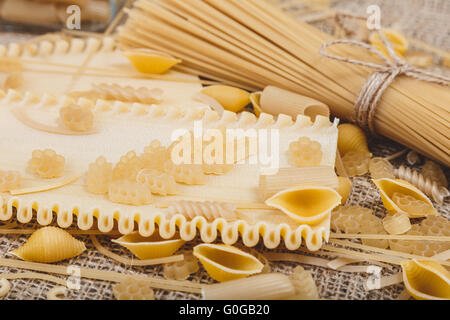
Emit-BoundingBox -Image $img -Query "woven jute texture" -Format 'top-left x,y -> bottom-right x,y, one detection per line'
0,0 -> 449,300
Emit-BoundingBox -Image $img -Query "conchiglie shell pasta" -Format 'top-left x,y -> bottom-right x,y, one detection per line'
201,85 -> 250,113
124,49 -> 182,74
401,259 -> 450,300
193,244 -> 264,282
337,124 -> 371,157
373,178 -> 437,218
265,186 -> 341,224
10,227 -> 86,263
112,232 -> 185,260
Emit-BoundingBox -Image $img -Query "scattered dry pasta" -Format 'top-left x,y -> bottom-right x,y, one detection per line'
288,266 -> 319,300
108,180 -> 152,206
163,252 -> 199,281
163,160 -> 206,185
136,169 -> 178,196
389,216 -> 450,257
85,156 -> 113,194
341,151 -> 370,177
90,83 -> 163,104
113,276 -> 155,300
0,170 -> 21,192
288,137 -> 323,167
331,206 -> 389,248
168,200 -> 237,221
59,104 -> 94,132
369,157 -> 395,179
421,160 -> 448,188
28,149 -> 65,178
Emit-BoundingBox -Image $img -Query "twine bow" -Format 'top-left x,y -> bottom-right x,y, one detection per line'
320,29 -> 450,134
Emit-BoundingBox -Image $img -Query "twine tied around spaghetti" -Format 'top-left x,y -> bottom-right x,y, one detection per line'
320,29 -> 450,134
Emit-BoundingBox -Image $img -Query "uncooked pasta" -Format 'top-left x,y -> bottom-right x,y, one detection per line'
167,200 -> 237,221
117,0 -> 450,167
28,149 -> 65,179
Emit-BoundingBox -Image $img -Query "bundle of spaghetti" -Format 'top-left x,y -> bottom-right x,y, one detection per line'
118,0 -> 450,166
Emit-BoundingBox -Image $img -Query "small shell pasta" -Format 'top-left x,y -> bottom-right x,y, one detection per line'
113,277 -> 155,300
59,104 -> 94,132
369,157 -> 395,179
382,212 -> 411,235
163,252 -> 199,281
0,170 -> 21,192
85,156 -> 113,194
288,137 -> 323,167
0,278 -> 11,298
10,227 -> 86,263
28,149 -> 65,179
168,200 -> 237,221
341,151 -> 370,177
108,180 -> 153,206
136,169 -> 178,196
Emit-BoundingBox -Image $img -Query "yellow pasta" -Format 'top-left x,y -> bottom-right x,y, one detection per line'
113,151 -> 145,182
193,244 -> 264,282
200,85 -> 250,113
288,266 -> 319,300
373,178 -> 437,218
401,259 -> 450,300
421,160 -> 448,188
288,137 -> 323,167
404,51 -> 433,68
0,58 -> 23,73
341,151 -> 370,177
369,157 -> 396,179
124,48 -> 181,74
163,160 -> 206,185
0,170 -> 21,192
163,252 -> 199,281
331,206 -> 389,249
369,29 -> 408,59
265,186 -> 341,225
59,104 -> 94,132
113,276 -> 155,300
167,200 -> 237,221
85,156 -> 113,195
337,123 -> 371,157
112,232 -> 185,260
28,149 -> 65,179
4,72 -> 23,90
10,227 -> 86,263
136,169 -> 178,196
108,180 -> 152,206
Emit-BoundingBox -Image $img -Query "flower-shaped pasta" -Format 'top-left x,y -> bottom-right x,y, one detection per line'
28,149 -> 65,178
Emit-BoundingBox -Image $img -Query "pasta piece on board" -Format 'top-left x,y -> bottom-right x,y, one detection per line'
28,149 -> 65,179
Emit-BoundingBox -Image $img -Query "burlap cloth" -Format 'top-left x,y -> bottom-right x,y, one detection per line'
0,0 -> 449,300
